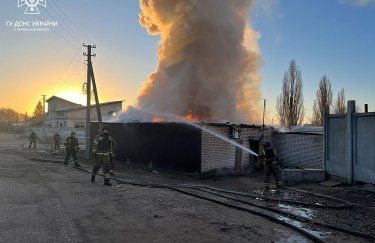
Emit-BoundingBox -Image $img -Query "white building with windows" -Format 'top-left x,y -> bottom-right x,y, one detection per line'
44,96 -> 123,129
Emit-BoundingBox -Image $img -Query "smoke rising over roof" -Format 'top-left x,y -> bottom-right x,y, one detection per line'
137,0 -> 261,124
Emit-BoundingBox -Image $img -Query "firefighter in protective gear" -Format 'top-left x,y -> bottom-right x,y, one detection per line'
109,133 -> 117,176
64,131 -> 81,167
52,132 -> 62,150
91,126 -> 115,186
259,141 -> 283,189
28,131 -> 38,149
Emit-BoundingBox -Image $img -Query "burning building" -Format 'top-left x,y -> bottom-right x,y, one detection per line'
91,122 -> 271,173
92,1 -> 267,173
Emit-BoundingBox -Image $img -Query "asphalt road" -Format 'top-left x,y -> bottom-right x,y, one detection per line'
0,133 -> 323,243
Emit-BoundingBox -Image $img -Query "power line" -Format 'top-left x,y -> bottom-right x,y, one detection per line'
59,61 -> 86,92
47,55 -> 83,96
47,1 -> 80,38
46,48 -> 82,95
47,56 -> 84,97
49,0 -> 76,28
35,14 -> 77,48
50,0 -> 95,43
42,5 -> 80,44
52,56 -> 85,94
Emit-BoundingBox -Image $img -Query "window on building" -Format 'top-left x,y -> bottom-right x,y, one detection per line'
57,111 -> 65,117
74,122 -> 85,128
107,111 -> 118,117
64,121 -> 66,127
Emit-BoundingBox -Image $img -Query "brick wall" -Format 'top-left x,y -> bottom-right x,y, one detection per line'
201,125 -> 236,172
200,124 -> 266,173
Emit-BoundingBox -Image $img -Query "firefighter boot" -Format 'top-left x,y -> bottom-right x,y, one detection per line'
74,161 -> 81,167
264,182 -> 270,190
277,181 -> 284,189
64,161 -> 68,166
104,179 -> 112,186
91,175 -> 95,183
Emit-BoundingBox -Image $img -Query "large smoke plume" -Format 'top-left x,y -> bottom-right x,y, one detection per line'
137,0 -> 261,124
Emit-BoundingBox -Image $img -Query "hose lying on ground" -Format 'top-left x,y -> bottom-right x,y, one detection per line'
166,186 -> 326,243
26,156 -> 355,209
284,187 -> 353,207
23,156 -> 375,242
163,183 -> 353,209
63,165 -> 327,242
183,186 -> 375,241
81,165 -> 375,242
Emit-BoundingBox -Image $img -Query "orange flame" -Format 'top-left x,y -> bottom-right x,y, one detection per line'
183,113 -> 193,121
152,117 -> 163,123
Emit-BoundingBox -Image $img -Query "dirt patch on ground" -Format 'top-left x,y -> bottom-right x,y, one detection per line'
10,135 -> 375,243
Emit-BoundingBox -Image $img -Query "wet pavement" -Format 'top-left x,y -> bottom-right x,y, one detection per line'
1,133 -> 374,242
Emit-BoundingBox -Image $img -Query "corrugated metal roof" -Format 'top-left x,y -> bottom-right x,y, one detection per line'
277,126 -> 323,135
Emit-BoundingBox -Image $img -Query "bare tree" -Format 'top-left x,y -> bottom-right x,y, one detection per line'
356,104 -> 362,113
276,60 -> 304,126
333,88 -> 346,114
311,75 -> 332,125
0,107 -> 21,132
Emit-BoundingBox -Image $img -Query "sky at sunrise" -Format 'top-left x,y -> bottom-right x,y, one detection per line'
0,0 -> 374,124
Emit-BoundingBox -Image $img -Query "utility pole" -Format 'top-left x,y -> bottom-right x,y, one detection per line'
90,65 -> 103,128
42,94 -> 46,136
84,44 -> 93,160
83,43 -> 103,160
262,99 -> 266,140
42,95 -> 46,114
24,112 -> 27,136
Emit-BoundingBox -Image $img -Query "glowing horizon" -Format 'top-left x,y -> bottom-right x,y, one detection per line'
0,1 -> 374,123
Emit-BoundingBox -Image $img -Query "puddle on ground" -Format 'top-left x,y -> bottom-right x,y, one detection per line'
253,189 -> 281,197
277,204 -> 315,219
253,189 -> 305,202
281,192 -> 303,201
275,234 -> 309,243
253,189 -> 265,196
278,216 -> 324,239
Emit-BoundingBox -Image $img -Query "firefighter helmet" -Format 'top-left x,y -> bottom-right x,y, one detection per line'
264,141 -> 271,148
102,126 -> 110,133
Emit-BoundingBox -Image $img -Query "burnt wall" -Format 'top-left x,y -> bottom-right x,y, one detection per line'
91,122 -> 202,173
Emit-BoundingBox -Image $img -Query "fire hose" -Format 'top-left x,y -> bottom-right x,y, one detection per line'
24,156 -> 375,242
72,166 -> 375,242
